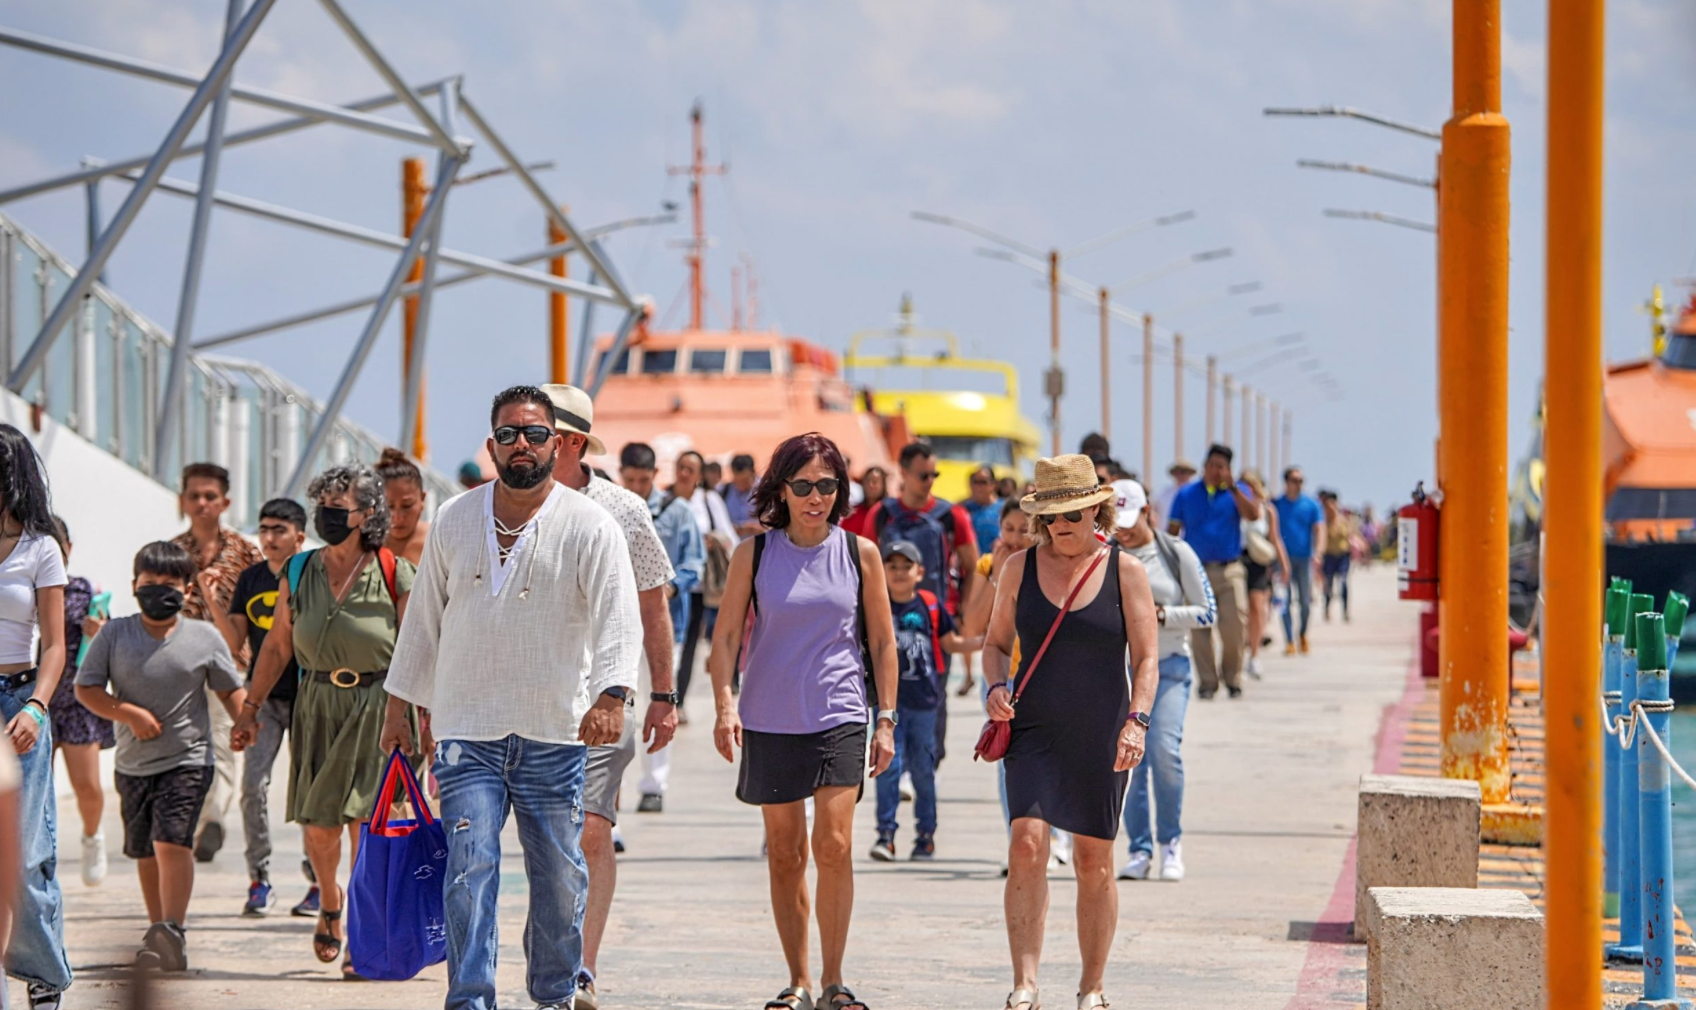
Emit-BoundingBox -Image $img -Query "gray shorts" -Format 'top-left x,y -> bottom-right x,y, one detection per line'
583,720 -> 638,824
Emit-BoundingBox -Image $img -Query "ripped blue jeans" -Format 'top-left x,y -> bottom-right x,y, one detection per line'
434,736 -> 588,1010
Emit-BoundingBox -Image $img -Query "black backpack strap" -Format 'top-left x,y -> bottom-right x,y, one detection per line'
749,532 -> 767,613
871,497 -> 892,541
847,529 -> 876,709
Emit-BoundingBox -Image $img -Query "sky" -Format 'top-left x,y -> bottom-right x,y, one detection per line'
0,0 -> 1692,511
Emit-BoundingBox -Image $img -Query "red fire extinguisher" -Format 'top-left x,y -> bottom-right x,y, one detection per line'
1398,482 -> 1439,601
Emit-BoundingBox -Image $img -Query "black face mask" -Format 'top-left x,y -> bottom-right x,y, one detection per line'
135,585 -> 185,622
315,505 -> 357,546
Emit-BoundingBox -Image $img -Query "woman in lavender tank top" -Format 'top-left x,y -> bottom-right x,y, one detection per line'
709,433 -> 897,1010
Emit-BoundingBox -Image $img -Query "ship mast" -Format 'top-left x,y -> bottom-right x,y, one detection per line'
668,102 -> 725,332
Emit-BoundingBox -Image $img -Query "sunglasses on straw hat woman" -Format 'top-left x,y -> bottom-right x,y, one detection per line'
980,454 -> 1159,1010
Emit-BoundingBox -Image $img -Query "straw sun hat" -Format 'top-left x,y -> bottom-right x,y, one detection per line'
1019,454 -> 1116,515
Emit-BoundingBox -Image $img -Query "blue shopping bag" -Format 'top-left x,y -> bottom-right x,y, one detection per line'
346,748 -> 449,980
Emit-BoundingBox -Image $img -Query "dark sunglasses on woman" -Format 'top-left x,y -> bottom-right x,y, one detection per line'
785,478 -> 841,497
1038,509 -> 1086,526
493,425 -> 555,446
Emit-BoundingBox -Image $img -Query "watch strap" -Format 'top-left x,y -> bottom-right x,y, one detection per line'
876,709 -> 898,725
1128,711 -> 1151,728
650,691 -> 681,705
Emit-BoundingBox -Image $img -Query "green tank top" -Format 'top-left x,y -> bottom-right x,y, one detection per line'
289,550 -> 416,673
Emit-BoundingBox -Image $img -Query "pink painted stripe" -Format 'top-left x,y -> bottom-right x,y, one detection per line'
1283,645 -> 1427,1009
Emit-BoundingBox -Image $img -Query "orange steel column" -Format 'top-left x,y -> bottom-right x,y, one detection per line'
1543,0 -> 1605,1004
1099,288 -> 1111,444
400,157 -> 429,460
1049,251 -> 1062,456
1437,0 -> 1512,803
548,205 -> 569,384
1173,333 -> 1185,463
1142,313 -> 1154,480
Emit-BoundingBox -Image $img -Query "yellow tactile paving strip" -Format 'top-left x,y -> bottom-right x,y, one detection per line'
1393,663 -> 1696,1006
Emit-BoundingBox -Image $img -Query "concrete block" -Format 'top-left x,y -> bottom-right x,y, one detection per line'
1365,887 -> 1543,1010
1355,773 -> 1481,938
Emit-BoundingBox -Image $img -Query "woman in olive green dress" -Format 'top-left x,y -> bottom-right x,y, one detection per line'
233,461 -> 420,979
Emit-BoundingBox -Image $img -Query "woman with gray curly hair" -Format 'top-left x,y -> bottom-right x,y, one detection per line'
232,460 -> 420,980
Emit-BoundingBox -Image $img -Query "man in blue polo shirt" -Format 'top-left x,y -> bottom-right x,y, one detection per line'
1168,443 -> 1262,698
1272,465 -> 1324,656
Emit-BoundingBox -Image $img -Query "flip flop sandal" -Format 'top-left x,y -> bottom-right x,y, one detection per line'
1076,994 -> 1108,1010
765,986 -> 812,1009
313,906 -> 343,964
816,984 -> 870,1010
1005,988 -> 1041,1010
342,955 -> 369,982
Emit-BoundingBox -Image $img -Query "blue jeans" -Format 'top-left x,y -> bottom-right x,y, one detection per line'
434,737 -> 588,1010
875,706 -> 938,836
1,682 -> 70,991
1123,655 -> 1192,855
1281,559 -> 1313,643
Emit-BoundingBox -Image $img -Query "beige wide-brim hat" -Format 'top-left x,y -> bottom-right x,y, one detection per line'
1019,454 -> 1116,515
537,383 -> 608,456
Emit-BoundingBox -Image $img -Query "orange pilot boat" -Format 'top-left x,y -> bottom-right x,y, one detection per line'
582,104 -> 904,476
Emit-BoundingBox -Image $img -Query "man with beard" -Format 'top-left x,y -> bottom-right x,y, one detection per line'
383,385 -> 642,1010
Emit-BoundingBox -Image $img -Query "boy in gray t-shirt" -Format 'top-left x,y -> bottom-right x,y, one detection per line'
76,541 -> 244,973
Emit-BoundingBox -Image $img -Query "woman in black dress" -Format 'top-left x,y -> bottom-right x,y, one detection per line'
983,454 -> 1159,1010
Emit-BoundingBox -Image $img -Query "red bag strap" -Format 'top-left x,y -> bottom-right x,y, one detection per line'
369,747 -> 434,836
1008,547 -> 1110,705
377,547 -> 399,605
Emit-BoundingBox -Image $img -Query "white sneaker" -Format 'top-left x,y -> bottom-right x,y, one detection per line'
1159,840 -> 1185,881
81,831 -> 107,886
1245,654 -> 1263,679
1118,851 -> 1152,880
1050,831 -> 1073,866
899,772 -> 914,802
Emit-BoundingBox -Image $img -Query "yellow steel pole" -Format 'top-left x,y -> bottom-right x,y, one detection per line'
1173,333 -> 1185,463
1438,0 -> 1512,802
1206,354 -> 1217,447
548,204 -> 569,384
1099,288 -> 1111,444
1142,313 -> 1154,480
1049,250 -> 1062,456
400,157 -> 428,460
1543,0 -> 1604,1003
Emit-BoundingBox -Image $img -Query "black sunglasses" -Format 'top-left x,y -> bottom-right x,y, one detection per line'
785,478 -> 841,497
493,425 -> 555,446
915,471 -> 940,481
1038,509 -> 1086,526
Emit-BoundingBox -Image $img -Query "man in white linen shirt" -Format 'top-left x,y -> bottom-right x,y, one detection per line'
539,382 -> 676,1010
382,385 -> 641,1010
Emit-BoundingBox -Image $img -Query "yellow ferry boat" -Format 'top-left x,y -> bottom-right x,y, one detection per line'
844,297 -> 1040,502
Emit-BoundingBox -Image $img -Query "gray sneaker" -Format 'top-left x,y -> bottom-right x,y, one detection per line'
137,919 -> 188,972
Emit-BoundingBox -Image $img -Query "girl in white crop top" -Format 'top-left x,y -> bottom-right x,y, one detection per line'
0,421 -> 74,1000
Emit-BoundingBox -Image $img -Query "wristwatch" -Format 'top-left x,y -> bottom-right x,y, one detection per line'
1127,711 -> 1151,729
650,691 -> 681,705
600,686 -> 630,703
876,709 -> 899,727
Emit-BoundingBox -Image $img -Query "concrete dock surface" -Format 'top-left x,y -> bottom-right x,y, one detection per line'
30,566 -> 1412,1010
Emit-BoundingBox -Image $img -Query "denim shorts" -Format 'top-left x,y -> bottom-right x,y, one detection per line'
116,764 -> 213,859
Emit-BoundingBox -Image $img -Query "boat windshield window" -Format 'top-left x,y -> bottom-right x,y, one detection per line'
597,348 -> 631,377
641,349 -> 679,375
844,365 -> 1007,398
690,349 -> 727,374
1661,334 -> 1696,370
923,435 -> 1015,467
739,349 -> 774,374
1606,487 -> 1696,522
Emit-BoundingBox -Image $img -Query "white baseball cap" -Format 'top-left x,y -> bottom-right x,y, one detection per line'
1110,479 -> 1147,528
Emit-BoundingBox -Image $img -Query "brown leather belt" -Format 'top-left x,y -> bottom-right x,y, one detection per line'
305,668 -> 387,689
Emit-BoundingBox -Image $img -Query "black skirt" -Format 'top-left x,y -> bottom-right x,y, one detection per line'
737,721 -> 867,806
1005,545 -> 1132,840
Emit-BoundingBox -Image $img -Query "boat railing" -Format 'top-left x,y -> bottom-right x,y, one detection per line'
0,209 -> 458,527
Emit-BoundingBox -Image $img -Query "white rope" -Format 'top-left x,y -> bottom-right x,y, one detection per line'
1596,693 -> 1696,790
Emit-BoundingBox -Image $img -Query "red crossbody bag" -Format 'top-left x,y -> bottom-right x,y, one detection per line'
974,548 -> 1110,762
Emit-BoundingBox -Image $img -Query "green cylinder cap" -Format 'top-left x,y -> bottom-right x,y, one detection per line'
1638,612 -> 1668,670
1607,586 -> 1632,637
1665,592 -> 1689,639
1626,593 -> 1655,649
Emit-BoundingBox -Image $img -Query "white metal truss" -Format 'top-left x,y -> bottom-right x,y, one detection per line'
0,0 -> 648,497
